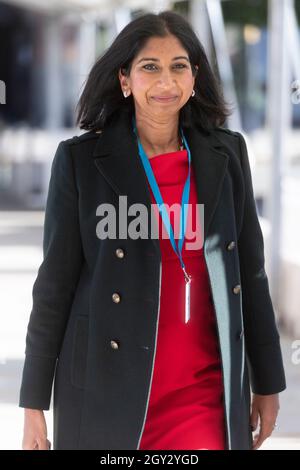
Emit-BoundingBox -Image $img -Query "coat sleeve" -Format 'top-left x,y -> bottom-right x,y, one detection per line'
19,140 -> 84,410
236,132 -> 286,395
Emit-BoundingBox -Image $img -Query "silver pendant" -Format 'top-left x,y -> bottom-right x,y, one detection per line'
182,266 -> 192,324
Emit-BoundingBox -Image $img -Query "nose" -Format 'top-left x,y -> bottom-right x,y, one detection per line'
157,69 -> 175,87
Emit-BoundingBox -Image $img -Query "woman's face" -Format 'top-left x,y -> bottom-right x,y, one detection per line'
118,34 -> 198,119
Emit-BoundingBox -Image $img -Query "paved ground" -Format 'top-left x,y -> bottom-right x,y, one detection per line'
0,207 -> 299,450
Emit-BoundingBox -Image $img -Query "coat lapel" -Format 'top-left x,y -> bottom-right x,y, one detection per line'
92,110 -> 229,255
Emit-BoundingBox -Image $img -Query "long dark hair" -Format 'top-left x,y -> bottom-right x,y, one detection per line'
76,10 -> 233,133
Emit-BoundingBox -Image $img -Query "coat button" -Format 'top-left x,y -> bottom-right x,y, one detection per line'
115,248 -> 125,259
110,340 -> 119,350
112,292 -> 121,303
227,241 -> 236,251
232,284 -> 241,294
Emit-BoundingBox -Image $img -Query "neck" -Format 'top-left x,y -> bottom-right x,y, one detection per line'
134,112 -> 181,157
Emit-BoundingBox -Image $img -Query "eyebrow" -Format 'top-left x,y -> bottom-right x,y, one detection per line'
136,56 -> 190,64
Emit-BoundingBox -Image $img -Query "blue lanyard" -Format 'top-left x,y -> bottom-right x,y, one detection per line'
132,115 -> 192,282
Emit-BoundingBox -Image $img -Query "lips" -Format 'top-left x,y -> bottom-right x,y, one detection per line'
152,96 -> 178,102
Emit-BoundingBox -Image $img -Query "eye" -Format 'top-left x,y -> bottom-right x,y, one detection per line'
142,64 -> 157,70
142,63 -> 188,71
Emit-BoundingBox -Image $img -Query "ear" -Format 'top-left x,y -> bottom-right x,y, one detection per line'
118,67 -> 128,88
118,68 -> 123,84
193,65 -> 199,87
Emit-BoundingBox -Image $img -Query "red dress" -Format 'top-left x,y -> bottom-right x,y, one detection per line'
138,149 -> 226,450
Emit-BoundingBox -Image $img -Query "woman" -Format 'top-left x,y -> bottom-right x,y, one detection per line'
20,11 -> 286,450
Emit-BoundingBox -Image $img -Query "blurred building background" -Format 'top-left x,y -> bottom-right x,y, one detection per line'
0,0 -> 300,450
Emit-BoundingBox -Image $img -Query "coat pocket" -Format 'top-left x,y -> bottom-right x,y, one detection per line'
70,315 -> 89,389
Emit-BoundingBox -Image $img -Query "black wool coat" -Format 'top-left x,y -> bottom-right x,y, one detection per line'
19,109 -> 286,450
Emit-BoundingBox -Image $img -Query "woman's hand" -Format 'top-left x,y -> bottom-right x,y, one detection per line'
250,393 -> 280,450
22,408 -> 51,450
